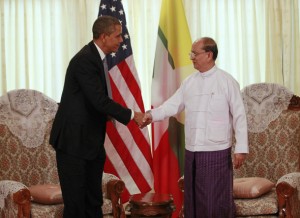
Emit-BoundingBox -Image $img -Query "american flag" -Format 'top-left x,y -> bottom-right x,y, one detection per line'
98,0 -> 153,201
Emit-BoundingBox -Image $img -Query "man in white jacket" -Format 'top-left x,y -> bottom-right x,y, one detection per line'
142,37 -> 249,218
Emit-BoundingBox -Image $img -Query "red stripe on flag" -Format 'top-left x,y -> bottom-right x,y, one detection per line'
117,60 -> 145,112
110,77 -> 152,167
106,122 -> 151,192
127,121 -> 153,169
152,129 -> 182,218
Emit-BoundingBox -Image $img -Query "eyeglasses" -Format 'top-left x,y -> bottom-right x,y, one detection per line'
189,51 -> 208,59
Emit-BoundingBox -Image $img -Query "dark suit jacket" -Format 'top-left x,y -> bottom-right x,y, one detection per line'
50,41 -> 131,160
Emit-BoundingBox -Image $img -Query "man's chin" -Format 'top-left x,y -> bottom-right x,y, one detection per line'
113,47 -> 120,53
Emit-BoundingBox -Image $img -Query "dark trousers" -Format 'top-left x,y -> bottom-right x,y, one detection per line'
184,148 -> 235,218
56,149 -> 106,218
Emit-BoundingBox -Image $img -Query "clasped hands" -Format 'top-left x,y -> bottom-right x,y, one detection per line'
133,111 -> 152,128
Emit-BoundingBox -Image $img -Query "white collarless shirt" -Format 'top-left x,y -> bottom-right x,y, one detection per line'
151,66 -> 248,153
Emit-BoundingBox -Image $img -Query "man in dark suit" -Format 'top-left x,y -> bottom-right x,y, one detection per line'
49,15 -> 143,218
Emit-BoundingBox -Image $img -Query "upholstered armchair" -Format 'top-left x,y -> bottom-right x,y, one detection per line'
178,83 -> 300,217
0,89 -> 125,218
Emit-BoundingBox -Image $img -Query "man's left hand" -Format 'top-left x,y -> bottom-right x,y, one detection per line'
234,153 -> 247,169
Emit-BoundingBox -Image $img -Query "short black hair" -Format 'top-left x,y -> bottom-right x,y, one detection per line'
92,15 -> 121,39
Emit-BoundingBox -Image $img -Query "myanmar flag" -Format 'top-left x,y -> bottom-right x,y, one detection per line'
151,0 -> 195,217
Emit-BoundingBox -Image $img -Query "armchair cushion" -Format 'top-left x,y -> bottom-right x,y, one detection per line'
233,177 -> 275,199
234,188 -> 278,216
28,184 -> 63,205
102,198 -> 113,214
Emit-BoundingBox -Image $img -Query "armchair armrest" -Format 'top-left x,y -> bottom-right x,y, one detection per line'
106,179 -> 125,218
103,173 -> 126,218
178,176 -> 184,218
276,181 -> 295,218
276,172 -> 300,218
13,188 -> 31,218
0,180 -> 30,218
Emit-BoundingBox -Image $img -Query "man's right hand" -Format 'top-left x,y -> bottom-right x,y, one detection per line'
140,111 -> 152,129
133,111 -> 144,127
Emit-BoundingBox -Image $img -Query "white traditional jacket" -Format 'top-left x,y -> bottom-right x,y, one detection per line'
151,65 -> 249,154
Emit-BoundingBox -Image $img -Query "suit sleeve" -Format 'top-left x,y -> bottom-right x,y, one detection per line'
70,52 -> 131,125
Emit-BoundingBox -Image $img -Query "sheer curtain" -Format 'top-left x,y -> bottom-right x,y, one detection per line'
183,0 -> 266,88
122,0 -> 161,111
0,0 -> 299,106
265,0 -> 300,92
0,0 -> 98,101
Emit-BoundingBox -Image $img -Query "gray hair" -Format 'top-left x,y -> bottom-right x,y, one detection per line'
198,37 -> 218,60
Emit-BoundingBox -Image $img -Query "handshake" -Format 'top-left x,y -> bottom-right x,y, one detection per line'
133,111 -> 152,128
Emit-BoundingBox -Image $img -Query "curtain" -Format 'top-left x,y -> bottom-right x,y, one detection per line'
182,0 -> 267,88
265,0 -> 300,93
122,0 -> 161,110
0,0 -> 98,100
0,0 -> 299,104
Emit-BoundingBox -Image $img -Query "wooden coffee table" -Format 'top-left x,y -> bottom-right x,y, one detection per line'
128,193 -> 175,217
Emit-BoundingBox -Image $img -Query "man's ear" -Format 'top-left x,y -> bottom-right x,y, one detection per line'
207,51 -> 214,60
99,33 -> 106,41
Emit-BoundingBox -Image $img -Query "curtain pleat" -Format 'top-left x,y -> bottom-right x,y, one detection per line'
0,0 -> 299,103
